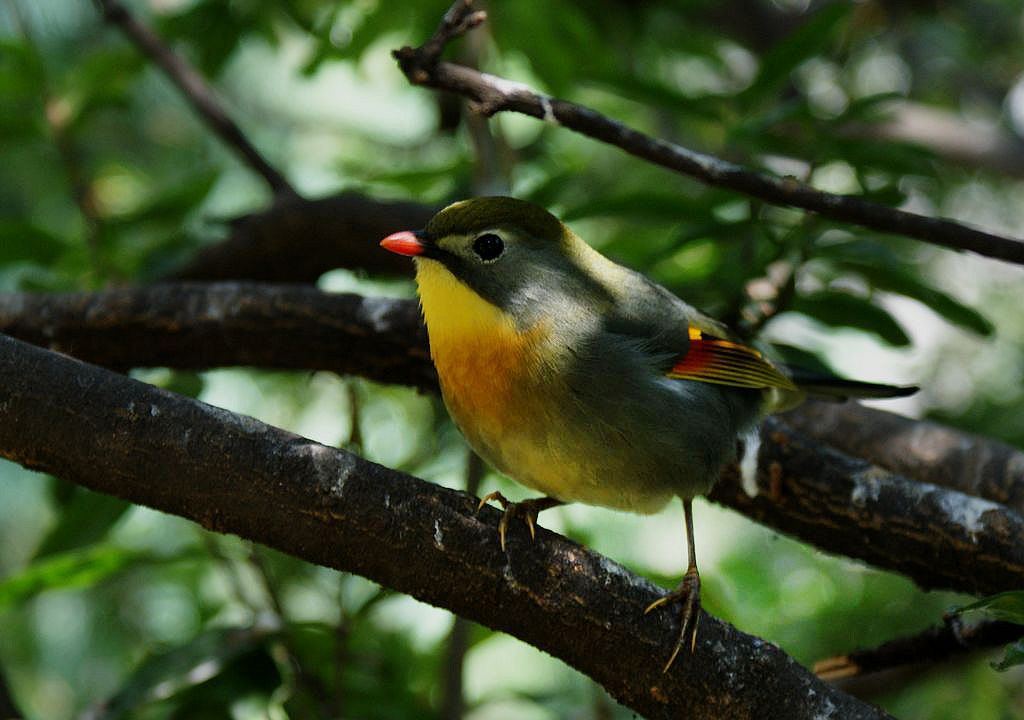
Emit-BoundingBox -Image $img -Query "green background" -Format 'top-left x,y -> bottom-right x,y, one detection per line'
1,1 -> 1023,717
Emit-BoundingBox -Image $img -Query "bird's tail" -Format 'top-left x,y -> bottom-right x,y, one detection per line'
782,366 -> 918,401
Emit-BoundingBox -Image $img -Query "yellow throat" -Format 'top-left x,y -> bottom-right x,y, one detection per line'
413,258 -> 551,473
414,258 -> 521,356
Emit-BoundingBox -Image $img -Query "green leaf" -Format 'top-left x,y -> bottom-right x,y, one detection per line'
958,590 -> 1024,624
490,0 -> 605,94
789,291 -> 911,346
818,135 -> 936,176
62,48 -> 146,131
836,92 -> 906,123
92,623 -> 282,720
0,40 -> 45,140
818,241 -> 994,335
867,265 -> 990,335
107,170 -> 220,227
815,237 -> 903,266
362,159 -> 469,197
163,371 -> 205,399
157,2 -> 249,76
992,638 -> 1024,672
588,70 -> 726,121
34,490 -> 132,559
959,594 -> 1024,672
0,545 -> 142,608
320,3 -> 427,62
741,4 -> 851,106
0,221 -> 67,265
0,263 -> 74,293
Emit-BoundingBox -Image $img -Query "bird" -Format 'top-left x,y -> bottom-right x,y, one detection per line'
380,196 -> 915,671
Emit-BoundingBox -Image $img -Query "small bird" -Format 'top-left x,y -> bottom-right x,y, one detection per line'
381,197 -> 914,671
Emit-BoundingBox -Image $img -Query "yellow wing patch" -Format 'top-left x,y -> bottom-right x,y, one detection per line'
667,327 -> 797,391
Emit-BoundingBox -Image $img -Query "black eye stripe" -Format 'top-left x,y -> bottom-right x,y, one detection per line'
472,233 -> 504,261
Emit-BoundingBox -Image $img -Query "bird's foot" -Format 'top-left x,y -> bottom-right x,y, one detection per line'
644,566 -> 701,672
476,492 -> 562,551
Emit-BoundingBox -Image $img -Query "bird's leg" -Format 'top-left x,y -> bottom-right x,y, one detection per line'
644,498 -> 701,672
476,492 -> 563,551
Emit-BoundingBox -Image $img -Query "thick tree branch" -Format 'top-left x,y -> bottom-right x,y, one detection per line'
0,283 -> 433,392
0,334 -> 890,720
392,1 -> 1024,266
167,192 -> 430,282
782,400 -> 1024,515
94,0 -> 295,197
1,285 -> 1022,597
710,427 -> 1024,597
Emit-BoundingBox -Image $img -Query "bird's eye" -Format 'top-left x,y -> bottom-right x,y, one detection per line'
472,233 -> 504,262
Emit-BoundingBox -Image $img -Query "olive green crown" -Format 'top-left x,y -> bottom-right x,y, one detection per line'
425,197 -> 564,242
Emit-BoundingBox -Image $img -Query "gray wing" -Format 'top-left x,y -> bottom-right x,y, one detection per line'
600,266 -> 723,363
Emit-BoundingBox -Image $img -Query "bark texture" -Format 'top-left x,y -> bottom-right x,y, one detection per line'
0,334 -> 892,720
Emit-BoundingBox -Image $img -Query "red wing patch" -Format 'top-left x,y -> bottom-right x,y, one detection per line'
667,327 -> 797,391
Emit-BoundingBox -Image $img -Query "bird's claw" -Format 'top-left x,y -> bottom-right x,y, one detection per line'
644,567 -> 701,672
476,492 -> 558,551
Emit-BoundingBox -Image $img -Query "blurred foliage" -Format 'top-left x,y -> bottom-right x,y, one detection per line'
1,0 -> 1023,718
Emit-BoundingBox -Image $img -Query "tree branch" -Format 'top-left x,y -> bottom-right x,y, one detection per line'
0,283 -> 434,392
711,425 -> 1024,597
781,400 -> 1024,515
166,192 -> 430,282
0,334 -> 891,720
2,285 -> 1022,597
90,0 -> 441,284
391,1 -> 1024,266
814,616 -> 1023,681
93,0 -> 295,197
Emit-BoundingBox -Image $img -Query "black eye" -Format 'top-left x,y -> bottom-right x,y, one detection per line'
472,233 -> 504,262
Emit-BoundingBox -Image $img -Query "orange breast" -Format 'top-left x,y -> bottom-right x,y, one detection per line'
413,258 -> 558,481
431,322 -> 544,453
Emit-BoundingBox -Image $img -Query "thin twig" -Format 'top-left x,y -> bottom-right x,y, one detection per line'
737,218 -> 815,338
392,1 -> 1024,266
200,533 -> 259,610
44,102 -> 106,277
814,616 -> 1023,680
0,660 -> 21,720
248,546 -> 334,718
417,0 -> 487,69
93,0 -> 295,197
460,16 -> 512,196
200,531 -> 330,713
